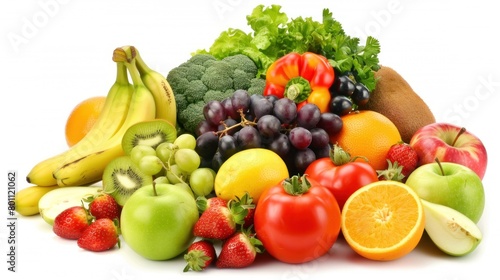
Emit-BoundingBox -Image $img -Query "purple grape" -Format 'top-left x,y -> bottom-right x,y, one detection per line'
257,115 -> 281,138
221,98 -> 240,121
309,128 -> 330,149
267,133 -> 291,158
289,127 -> 312,150
195,131 -> 219,159
312,145 -> 331,159
231,89 -> 251,113
195,120 -> 217,137
203,100 -> 227,126
251,97 -> 274,119
236,126 -> 261,150
273,98 -> 297,124
294,148 -> 316,173
296,103 -> 321,129
317,112 -> 343,137
218,135 -> 238,160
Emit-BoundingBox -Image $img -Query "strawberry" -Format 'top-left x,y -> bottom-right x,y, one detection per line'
183,239 -> 217,272
196,196 -> 227,213
216,229 -> 263,268
77,218 -> 120,252
84,193 -> 121,221
53,205 -> 92,240
378,142 -> 418,182
193,201 -> 247,240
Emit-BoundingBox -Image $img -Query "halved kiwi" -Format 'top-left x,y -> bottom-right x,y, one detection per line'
102,156 -> 153,206
121,119 -> 177,155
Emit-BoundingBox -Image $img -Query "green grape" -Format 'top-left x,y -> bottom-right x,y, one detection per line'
174,148 -> 201,174
130,145 -> 156,165
153,176 -> 169,185
174,133 -> 197,150
156,142 -> 177,165
189,168 -> 216,197
138,155 -> 164,176
166,164 -> 187,184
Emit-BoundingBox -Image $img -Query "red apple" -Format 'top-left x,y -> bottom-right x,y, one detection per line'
409,123 -> 487,179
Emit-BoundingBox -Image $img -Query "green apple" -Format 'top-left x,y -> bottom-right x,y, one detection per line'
120,183 -> 199,260
405,161 -> 485,223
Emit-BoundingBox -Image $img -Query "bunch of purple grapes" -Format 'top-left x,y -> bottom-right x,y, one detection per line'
194,89 -> 343,174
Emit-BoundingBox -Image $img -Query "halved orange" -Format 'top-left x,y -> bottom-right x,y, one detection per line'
341,180 -> 425,261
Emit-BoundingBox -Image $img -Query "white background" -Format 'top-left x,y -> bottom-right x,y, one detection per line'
1,0 -> 498,279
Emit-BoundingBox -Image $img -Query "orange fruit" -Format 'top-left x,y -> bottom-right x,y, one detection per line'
214,148 -> 289,202
65,96 -> 106,147
341,180 -> 425,261
330,110 -> 401,171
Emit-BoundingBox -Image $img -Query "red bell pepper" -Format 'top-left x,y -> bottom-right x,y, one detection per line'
263,52 -> 335,112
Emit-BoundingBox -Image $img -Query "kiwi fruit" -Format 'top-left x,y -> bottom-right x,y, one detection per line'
102,156 -> 153,206
122,119 -> 177,155
359,65 -> 436,143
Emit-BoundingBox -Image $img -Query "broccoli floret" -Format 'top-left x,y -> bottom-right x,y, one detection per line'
203,89 -> 235,103
247,77 -> 266,95
166,53 -> 261,135
178,101 -> 206,134
201,62 -> 234,91
184,80 -> 208,103
222,54 -> 258,77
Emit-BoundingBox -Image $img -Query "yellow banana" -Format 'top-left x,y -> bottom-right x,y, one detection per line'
15,185 -> 62,216
26,62 -> 134,186
52,47 -> 156,186
134,47 -> 177,125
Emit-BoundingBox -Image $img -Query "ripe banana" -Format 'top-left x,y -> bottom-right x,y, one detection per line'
134,47 -> 177,126
26,62 -> 134,186
53,48 -> 157,186
15,185 -> 62,216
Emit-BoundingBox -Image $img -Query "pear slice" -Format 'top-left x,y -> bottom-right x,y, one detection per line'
421,199 -> 482,256
38,186 -> 102,226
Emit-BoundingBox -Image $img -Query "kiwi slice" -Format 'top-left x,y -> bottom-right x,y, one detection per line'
102,156 -> 153,206
121,119 -> 177,155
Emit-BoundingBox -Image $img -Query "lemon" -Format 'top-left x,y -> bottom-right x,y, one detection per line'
214,148 -> 289,202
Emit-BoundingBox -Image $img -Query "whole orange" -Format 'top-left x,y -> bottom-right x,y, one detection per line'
65,96 -> 106,147
330,110 -> 402,171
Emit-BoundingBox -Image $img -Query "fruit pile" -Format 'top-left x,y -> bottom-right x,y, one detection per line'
15,4 -> 489,273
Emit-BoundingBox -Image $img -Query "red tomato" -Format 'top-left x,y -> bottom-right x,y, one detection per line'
305,157 -> 378,211
254,175 -> 341,264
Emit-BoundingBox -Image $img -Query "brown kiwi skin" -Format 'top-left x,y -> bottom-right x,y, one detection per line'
359,65 -> 436,143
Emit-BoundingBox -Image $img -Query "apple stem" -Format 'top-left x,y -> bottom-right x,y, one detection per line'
452,127 -> 466,146
152,181 -> 158,196
435,157 -> 445,176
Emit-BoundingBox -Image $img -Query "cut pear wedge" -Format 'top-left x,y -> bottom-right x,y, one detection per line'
421,199 -> 482,256
38,186 -> 102,226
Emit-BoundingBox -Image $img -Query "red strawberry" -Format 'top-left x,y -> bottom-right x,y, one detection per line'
193,199 -> 248,240
85,193 -> 121,221
196,196 -> 227,213
216,230 -> 263,268
183,240 -> 217,272
77,218 -> 120,252
378,142 -> 418,182
53,206 -> 92,240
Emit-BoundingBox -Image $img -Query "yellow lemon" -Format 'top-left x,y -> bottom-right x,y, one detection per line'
214,148 -> 289,202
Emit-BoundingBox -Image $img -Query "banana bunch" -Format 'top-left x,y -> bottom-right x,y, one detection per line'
25,46 -> 176,189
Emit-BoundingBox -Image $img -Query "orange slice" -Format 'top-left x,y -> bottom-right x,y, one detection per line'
341,180 -> 425,261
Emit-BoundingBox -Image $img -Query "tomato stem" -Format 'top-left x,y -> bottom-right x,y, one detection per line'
283,174 -> 311,196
